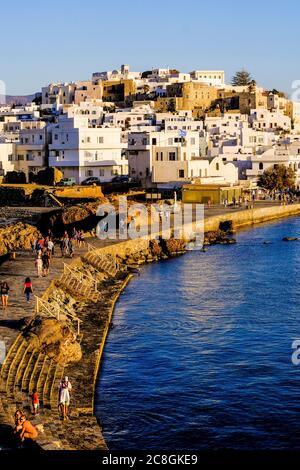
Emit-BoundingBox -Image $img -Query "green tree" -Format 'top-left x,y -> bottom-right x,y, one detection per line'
231,69 -> 252,86
258,164 -> 296,193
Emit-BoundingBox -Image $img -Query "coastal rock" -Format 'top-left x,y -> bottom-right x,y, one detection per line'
0,222 -> 41,256
23,316 -> 82,365
162,238 -> 186,256
204,230 -> 236,246
149,240 -> 162,258
38,201 -> 107,236
282,237 -> 299,241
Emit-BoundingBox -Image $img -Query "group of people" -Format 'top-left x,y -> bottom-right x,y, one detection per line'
71,228 -> 86,247
60,232 -> 74,258
11,376 -> 72,446
32,236 -> 55,278
1,279 -> 34,308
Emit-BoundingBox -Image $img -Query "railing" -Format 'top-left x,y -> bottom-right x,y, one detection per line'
35,295 -> 82,335
63,263 -> 98,292
35,295 -> 61,320
86,244 -> 119,271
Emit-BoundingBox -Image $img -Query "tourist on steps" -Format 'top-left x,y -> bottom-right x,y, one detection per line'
58,376 -> 72,421
0,281 -> 9,310
31,389 -> 40,416
24,277 -> 33,302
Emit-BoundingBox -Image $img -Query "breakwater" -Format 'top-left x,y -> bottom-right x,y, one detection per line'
204,202 -> 300,232
2,202 -> 300,450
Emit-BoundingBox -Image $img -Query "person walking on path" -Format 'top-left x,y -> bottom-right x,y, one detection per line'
42,249 -> 50,277
58,376 -> 72,421
24,277 -> 33,303
35,252 -> 43,278
47,238 -> 55,258
0,281 -> 9,310
68,239 -> 74,258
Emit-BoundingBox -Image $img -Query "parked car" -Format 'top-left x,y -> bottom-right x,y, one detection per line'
56,177 -> 76,186
81,177 -> 101,186
111,175 -> 130,183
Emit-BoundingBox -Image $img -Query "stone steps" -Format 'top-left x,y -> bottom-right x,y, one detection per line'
42,360 -> 57,409
6,340 -> 28,399
50,364 -> 65,410
84,251 -> 118,277
0,334 -> 24,389
36,355 -> 52,400
28,352 -> 47,396
59,274 -> 101,303
21,349 -> 39,393
14,343 -> 34,401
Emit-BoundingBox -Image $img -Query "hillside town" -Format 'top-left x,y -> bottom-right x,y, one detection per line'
1,65 -> 300,203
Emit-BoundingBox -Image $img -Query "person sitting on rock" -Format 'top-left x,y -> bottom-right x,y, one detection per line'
13,410 -> 24,434
19,414 -> 38,443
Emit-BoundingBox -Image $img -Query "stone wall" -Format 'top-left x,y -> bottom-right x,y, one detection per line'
204,204 -> 300,233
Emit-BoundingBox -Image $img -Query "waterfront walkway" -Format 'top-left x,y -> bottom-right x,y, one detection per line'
1,200 -> 300,451
0,237 -> 120,450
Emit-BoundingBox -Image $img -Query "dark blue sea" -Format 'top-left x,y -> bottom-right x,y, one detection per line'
95,217 -> 300,450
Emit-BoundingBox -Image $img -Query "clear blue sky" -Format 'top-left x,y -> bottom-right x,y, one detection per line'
1,0 -> 300,96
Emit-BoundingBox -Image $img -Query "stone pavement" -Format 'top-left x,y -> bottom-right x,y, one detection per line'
0,236 -> 121,450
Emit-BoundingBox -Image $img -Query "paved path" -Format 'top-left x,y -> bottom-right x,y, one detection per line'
0,238 -> 116,353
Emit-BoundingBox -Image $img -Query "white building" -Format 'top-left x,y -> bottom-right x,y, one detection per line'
42,83 -> 77,106
249,109 -> 291,132
245,142 -> 300,187
49,115 -> 127,183
92,64 -> 141,82
0,142 -> 15,177
14,121 -> 49,178
128,130 -> 208,185
190,70 -> 225,87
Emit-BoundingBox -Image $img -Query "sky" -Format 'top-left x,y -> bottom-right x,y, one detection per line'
1,0 -> 300,96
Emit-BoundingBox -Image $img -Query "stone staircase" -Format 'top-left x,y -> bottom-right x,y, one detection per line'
0,245 -> 115,450
84,250 -> 119,277
58,273 -> 101,303
0,332 -> 71,449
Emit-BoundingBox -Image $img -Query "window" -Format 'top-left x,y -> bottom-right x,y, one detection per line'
168,138 -> 173,145
54,134 -> 58,140
86,137 -> 91,143
142,138 -> 148,145
152,138 -> 157,145
179,169 -> 185,178
216,163 -> 219,171
98,136 -> 104,143
99,169 -> 104,176
190,138 -> 195,145
169,152 -> 176,161
86,170 -> 93,176
259,162 -> 263,170
39,135 -> 43,140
